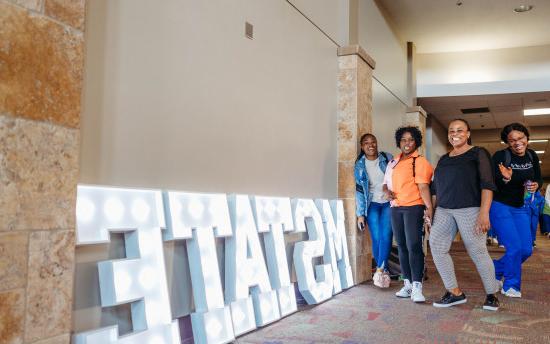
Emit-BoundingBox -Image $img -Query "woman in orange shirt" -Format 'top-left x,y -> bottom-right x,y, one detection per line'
383,126 -> 434,303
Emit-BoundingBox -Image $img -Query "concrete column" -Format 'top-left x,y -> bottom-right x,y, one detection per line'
337,45 -> 376,284
0,1 -> 86,343
404,106 -> 428,156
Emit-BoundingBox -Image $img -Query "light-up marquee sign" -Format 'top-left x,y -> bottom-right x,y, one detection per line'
74,185 -> 354,344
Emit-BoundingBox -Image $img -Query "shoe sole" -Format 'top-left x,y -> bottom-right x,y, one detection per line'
412,298 -> 426,303
483,305 -> 499,311
500,290 -> 521,298
396,293 -> 411,298
432,299 -> 467,308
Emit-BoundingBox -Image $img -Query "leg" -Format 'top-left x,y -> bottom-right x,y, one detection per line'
429,208 -> 459,290
529,207 -> 538,245
391,207 -> 411,282
366,203 -> 381,268
490,201 -> 522,291
454,208 -> 500,295
543,214 -> 550,234
510,206 -> 532,265
402,205 -> 425,283
377,202 -> 392,270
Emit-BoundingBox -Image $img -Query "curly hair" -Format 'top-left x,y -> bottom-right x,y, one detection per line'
500,122 -> 529,143
394,126 -> 423,148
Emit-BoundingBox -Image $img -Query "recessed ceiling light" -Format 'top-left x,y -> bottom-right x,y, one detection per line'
514,5 -> 533,13
529,139 -> 549,143
524,108 -> 550,116
535,150 -> 545,154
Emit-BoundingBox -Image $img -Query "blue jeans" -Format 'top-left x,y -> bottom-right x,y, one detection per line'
367,202 -> 392,270
489,201 -> 532,291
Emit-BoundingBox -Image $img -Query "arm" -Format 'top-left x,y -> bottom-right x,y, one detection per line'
528,150 -> 543,192
354,163 -> 367,230
476,148 -> 496,233
476,189 -> 492,234
418,183 -> 433,223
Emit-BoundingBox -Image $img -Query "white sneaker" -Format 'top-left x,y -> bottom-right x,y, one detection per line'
395,279 -> 412,298
501,287 -> 522,298
411,281 -> 426,303
373,271 -> 383,288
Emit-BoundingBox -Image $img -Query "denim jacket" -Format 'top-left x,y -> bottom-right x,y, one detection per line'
354,152 -> 392,217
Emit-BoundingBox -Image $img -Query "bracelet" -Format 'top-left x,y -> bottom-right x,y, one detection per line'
502,177 -> 511,183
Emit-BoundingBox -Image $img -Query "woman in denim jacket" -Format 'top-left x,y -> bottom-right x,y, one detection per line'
355,133 -> 393,288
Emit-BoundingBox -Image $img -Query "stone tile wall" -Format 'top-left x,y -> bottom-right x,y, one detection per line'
404,106 -> 427,156
0,1 -> 85,343
337,45 -> 375,284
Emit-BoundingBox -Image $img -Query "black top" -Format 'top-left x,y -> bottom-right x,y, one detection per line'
493,148 -> 542,207
431,146 -> 496,209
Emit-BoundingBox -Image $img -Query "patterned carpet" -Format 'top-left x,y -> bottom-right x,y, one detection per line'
239,233 -> 550,343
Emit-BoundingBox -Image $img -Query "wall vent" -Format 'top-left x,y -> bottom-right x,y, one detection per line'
245,22 -> 253,39
461,107 -> 490,114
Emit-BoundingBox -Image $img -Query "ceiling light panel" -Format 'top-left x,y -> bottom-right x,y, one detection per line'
524,108 -> 550,116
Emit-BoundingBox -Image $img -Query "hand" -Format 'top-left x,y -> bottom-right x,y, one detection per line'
357,216 -> 366,231
526,181 -> 539,193
423,207 -> 433,232
424,207 -> 433,222
475,212 -> 490,234
385,190 -> 396,201
498,163 -> 512,180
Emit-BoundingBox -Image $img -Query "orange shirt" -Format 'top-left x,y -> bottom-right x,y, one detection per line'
391,151 -> 433,207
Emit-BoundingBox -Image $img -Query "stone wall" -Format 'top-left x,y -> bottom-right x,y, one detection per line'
337,45 -> 376,284
0,1 -> 85,343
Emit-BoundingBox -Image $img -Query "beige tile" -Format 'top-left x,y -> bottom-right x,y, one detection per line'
338,162 -> 355,199
337,54 -> 357,70
337,45 -> 376,70
0,2 -> 84,128
0,288 -> 25,344
0,232 -> 28,291
0,116 -> 78,231
25,230 -> 75,342
44,0 -> 85,30
32,333 -> 70,344
10,0 -> 43,11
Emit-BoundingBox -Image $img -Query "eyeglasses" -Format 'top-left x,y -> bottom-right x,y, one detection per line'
507,135 -> 527,145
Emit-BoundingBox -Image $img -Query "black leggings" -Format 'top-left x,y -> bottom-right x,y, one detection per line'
391,205 -> 425,282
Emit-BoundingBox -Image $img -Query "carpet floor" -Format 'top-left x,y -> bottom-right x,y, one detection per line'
238,232 -> 550,343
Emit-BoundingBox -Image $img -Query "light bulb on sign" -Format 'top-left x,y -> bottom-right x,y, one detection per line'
132,198 -> 151,222
104,197 -> 124,223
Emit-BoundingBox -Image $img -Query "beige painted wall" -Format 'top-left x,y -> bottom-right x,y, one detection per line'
354,0 -> 409,152
417,44 -> 550,97
288,0 -> 350,46
426,117 -> 449,165
357,0 -> 408,104
371,79 -> 407,155
80,0 -> 338,199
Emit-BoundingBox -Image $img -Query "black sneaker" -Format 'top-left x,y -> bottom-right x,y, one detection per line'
433,291 -> 467,308
483,294 -> 499,311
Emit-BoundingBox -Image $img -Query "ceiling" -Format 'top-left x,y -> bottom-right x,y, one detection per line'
418,91 -> 550,179
376,0 -> 550,53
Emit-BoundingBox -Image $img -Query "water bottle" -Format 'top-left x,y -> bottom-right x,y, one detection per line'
525,180 -> 534,202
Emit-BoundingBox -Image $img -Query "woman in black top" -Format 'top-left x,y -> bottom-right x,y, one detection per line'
430,119 -> 500,311
490,123 -> 542,298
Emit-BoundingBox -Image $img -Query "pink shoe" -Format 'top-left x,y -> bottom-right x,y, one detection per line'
373,271 -> 384,288
381,271 -> 391,288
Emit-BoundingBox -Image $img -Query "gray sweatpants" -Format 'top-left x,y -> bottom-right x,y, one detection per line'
429,207 -> 500,294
